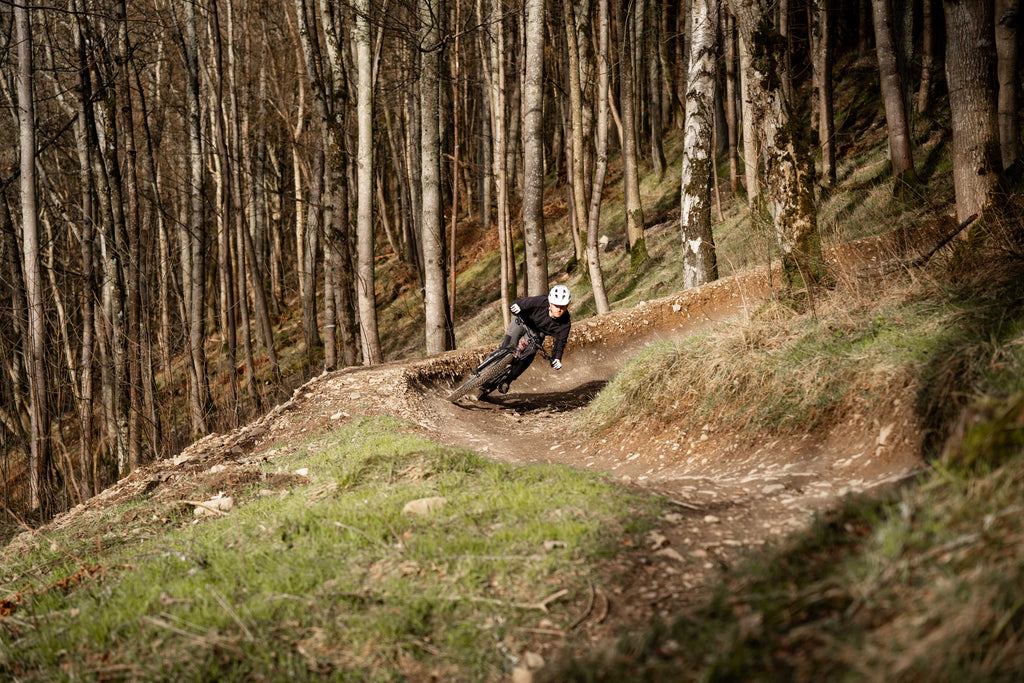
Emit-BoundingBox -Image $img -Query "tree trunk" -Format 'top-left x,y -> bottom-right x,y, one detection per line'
481,0 -> 514,327
738,34 -> 759,201
355,0 -> 382,363
680,0 -> 720,290
563,0 -> 588,265
872,0 -> 916,181
184,0 -> 209,438
723,11 -> 741,195
995,0 -> 1021,169
522,0 -> 549,295
71,0 -> 95,499
729,0 -> 824,289
917,0 -> 936,115
815,0 -> 837,186
647,0 -> 667,180
421,0 -> 453,352
619,0 -> 648,269
586,0 -> 612,314
15,0 -> 49,511
944,0 -> 1000,222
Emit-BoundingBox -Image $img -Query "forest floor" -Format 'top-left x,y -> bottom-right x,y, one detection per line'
24,233 -> 931,673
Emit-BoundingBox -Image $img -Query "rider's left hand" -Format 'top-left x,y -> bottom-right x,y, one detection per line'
551,359 -> 562,370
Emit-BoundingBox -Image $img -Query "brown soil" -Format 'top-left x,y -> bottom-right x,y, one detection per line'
15,263 -> 926,670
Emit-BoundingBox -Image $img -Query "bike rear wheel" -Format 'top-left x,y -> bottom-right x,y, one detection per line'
448,354 -> 513,402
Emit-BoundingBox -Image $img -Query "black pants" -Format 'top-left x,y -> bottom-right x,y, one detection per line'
502,318 -> 537,384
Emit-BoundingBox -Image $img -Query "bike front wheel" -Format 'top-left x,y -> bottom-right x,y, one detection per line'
448,354 -> 513,402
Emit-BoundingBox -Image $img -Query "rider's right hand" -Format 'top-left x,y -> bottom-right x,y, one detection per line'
510,303 -> 521,314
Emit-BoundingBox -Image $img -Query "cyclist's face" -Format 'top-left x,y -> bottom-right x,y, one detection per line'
549,302 -> 567,318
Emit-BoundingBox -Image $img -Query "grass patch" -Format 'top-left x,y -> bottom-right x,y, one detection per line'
1,417 -> 665,680
580,281 -> 957,437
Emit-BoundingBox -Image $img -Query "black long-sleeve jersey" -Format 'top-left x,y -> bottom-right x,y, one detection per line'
513,295 -> 571,362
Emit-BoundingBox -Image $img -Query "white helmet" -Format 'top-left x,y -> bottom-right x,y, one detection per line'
548,285 -> 571,306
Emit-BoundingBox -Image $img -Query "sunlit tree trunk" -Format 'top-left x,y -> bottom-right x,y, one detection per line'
522,0 -> 549,295
681,0 -> 719,290
729,0 -> 824,289
723,11 -> 740,195
944,0 -> 1000,223
815,0 -> 837,186
872,0 -> 916,181
563,0 -> 587,265
618,0 -> 648,269
585,0 -> 612,315
356,0 -> 382,363
421,0 -> 453,352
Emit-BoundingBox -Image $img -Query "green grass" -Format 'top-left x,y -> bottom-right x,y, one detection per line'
1,417 -> 665,680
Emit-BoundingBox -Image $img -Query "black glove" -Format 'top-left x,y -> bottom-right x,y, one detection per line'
510,303 -> 521,314
551,359 -> 562,370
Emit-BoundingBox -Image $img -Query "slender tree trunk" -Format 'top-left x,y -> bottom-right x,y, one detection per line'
647,0 -> 667,180
480,0 -> 514,327
944,0 -> 1001,222
680,0 -> 719,290
586,0 -> 612,314
117,0 -> 144,469
723,11 -> 741,195
917,0 -> 936,115
816,0 -> 837,186
421,0 -> 453,352
184,0 -> 209,437
738,35 -> 759,201
619,0 -> 648,268
72,0 -> 95,499
522,0 -> 549,295
995,0 -> 1021,169
356,0 -> 382,363
563,0 -> 588,264
15,0 -> 49,511
872,0 -> 916,181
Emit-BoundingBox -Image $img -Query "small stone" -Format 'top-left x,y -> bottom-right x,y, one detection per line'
703,515 -> 720,523
512,667 -> 533,683
656,548 -> 686,562
402,497 -> 448,516
522,651 -> 545,669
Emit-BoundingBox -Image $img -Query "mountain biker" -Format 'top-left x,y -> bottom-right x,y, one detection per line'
494,285 -> 572,393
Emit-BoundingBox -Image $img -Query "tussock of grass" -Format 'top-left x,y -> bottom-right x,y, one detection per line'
1,417 -> 665,680
582,280 -> 955,437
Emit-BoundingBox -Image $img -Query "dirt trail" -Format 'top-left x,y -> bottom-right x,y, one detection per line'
26,266 -> 924,648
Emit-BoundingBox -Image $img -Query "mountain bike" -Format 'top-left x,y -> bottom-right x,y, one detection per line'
448,316 -> 551,403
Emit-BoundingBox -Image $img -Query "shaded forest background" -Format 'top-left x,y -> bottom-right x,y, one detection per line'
0,0 -> 1018,519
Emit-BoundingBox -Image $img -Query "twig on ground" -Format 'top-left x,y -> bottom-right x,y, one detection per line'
569,579 -> 596,630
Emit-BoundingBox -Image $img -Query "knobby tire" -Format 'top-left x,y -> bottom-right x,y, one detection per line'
448,354 -> 513,402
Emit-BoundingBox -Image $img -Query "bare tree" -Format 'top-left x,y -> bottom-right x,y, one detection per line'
995,0 -> 1021,169
586,0 -> 612,314
15,0 -> 49,510
618,0 -> 649,269
944,0 -> 1001,222
680,0 -> 719,290
814,0 -> 837,186
728,0 -> 824,288
421,0 -> 454,351
356,0 -> 383,363
522,0 -> 549,294
872,0 -> 916,181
